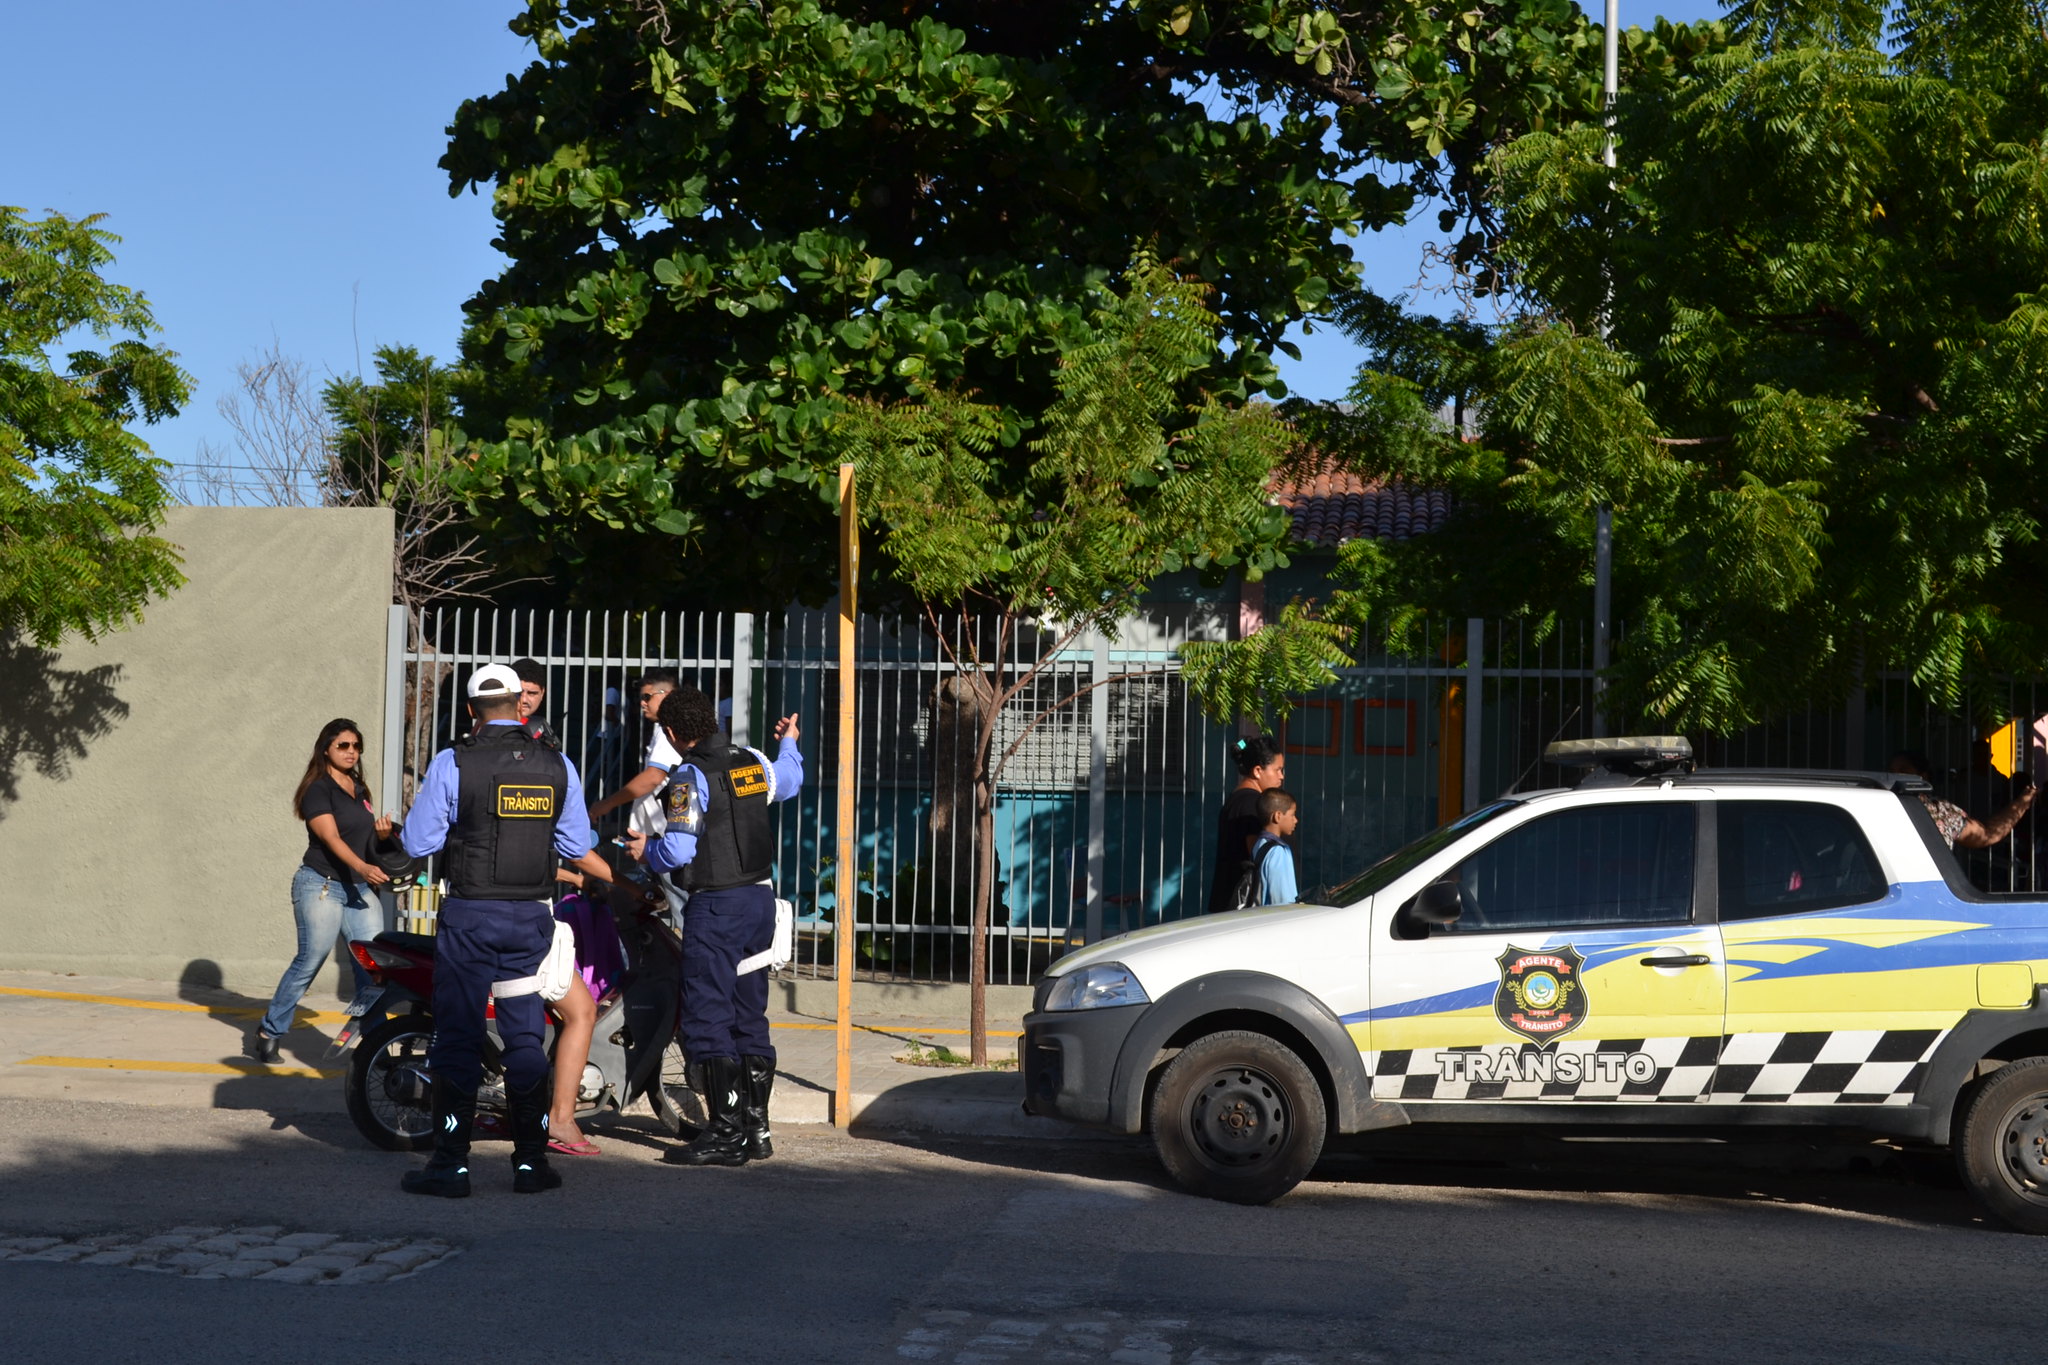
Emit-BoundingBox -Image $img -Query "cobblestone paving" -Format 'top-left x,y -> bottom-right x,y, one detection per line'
889,1310 -> 1382,1365
0,1226 -> 458,1284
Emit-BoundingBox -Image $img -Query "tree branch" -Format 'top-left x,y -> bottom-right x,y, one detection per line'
991,667 -> 1158,783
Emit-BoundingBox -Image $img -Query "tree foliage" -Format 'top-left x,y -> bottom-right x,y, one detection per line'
1292,0 -> 2048,732
849,258 -> 1295,623
0,208 -> 190,647
438,0 -> 1706,603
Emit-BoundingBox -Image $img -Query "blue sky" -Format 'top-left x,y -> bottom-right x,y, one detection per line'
8,1 -> 1724,481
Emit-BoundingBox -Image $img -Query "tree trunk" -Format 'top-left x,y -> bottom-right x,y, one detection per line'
930,669 -> 995,917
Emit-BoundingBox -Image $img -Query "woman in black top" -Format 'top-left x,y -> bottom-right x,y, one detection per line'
1206,735 -> 1286,914
252,719 -> 396,1063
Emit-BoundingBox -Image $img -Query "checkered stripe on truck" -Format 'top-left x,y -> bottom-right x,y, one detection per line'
1365,1029 -> 1945,1105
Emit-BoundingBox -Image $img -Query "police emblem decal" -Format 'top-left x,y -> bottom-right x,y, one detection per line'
1494,944 -> 1587,1046
664,778 -> 705,834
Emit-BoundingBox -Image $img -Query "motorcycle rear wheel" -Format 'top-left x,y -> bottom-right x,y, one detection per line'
346,1014 -> 438,1151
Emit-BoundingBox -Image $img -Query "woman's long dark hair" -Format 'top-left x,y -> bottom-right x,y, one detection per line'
294,718 -> 366,819
1231,734 -> 1283,778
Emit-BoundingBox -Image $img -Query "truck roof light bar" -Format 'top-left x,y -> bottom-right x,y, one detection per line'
1545,736 -> 1695,784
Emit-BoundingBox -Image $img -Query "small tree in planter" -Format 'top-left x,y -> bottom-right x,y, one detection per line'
842,257 -> 1298,1061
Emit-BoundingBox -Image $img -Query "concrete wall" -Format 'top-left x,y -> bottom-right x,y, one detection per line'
0,506 -> 395,1000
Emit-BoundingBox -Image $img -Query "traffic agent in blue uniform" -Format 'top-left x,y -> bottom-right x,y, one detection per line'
398,663 -> 610,1198
626,685 -> 802,1167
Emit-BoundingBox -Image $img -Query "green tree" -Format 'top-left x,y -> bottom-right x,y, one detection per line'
437,0 -> 1707,604
845,258 -> 1293,1059
1248,0 -> 2048,735
1,208 -> 190,646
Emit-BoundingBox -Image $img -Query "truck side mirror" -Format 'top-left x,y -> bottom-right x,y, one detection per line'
1395,877 -> 1464,938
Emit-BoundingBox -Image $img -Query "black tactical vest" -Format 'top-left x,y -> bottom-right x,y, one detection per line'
445,724 -> 566,901
666,733 -> 775,893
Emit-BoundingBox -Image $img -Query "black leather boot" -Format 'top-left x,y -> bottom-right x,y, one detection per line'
401,1080 -> 475,1198
663,1055 -> 750,1167
739,1054 -> 775,1161
509,1073 -> 563,1194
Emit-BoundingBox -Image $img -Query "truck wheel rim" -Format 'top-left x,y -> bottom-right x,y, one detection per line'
1995,1091 -> 2048,1203
1186,1065 -> 1288,1170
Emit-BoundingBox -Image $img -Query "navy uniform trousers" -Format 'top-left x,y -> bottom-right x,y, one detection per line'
680,882 -> 776,1061
428,897 -> 554,1094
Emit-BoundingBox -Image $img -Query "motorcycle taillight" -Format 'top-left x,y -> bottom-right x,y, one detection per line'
349,942 -> 413,978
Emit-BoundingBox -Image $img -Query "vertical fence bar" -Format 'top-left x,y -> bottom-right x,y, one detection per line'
1085,628 -> 1109,946
731,612 -> 755,746
381,604 -> 406,815
1592,506 -> 1612,737
1464,618 -> 1485,814
1845,678 -> 1867,771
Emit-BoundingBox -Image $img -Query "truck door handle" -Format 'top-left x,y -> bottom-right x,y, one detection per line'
1640,954 -> 1712,967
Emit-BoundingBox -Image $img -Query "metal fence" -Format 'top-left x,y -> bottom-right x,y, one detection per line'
380,605 -> 2048,982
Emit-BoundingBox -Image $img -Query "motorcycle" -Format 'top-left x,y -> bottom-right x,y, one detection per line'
337,884 -> 702,1150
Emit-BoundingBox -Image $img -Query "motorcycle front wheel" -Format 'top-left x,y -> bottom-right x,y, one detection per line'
651,1040 -> 704,1138
346,1014 -> 438,1151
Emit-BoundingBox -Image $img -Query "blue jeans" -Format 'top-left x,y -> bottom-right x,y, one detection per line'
260,865 -> 389,1037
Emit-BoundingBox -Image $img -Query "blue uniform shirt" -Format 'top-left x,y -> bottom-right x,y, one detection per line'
401,719 -> 596,863
1254,835 -> 1298,906
647,736 -> 803,875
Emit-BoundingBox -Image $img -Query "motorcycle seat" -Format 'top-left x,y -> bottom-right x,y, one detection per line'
372,930 -> 438,958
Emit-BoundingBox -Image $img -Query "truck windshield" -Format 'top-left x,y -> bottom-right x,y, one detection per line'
1317,800 -> 1521,907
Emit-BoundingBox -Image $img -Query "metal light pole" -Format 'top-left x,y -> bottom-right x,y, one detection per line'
1604,0 -> 1620,170
1591,0 -> 1619,737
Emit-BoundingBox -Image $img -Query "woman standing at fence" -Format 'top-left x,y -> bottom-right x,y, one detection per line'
1888,750 -> 2037,850
1206,736 -> 1286,915
251,719 -> 394,1064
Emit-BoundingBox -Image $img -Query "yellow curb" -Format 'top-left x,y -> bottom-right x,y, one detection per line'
0,985 -> 1013,1037
770,1021 -> 1024,1039
16,1055 -> 346,1080
0,985 -> 347,1026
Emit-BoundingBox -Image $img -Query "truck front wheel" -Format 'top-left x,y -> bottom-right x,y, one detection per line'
1150,1029 -> 1326,1205
1958,1056 -> 2048,1233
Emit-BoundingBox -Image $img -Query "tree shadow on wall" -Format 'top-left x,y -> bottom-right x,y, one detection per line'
0,637 -> 129,820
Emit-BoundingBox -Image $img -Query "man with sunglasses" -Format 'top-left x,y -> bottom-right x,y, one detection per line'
395,663 -> 613,1199
586,669 -> 679,833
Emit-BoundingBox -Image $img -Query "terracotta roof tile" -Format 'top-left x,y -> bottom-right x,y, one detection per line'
1268,459 -> 1451,549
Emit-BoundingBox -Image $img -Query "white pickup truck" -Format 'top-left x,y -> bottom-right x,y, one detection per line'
1021,740 -> 2048,1232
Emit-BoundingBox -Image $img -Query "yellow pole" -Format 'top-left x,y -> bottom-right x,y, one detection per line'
835,463 -> 858,1128
1437,680 -> 1465,824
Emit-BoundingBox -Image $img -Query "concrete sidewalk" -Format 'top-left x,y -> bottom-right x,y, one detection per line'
0,968 -> 1072,1142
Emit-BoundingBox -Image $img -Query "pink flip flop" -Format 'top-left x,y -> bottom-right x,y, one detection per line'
548,1137 -> 601,1157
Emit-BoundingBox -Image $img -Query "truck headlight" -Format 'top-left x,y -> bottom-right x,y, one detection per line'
1041,962 -> 1149,1011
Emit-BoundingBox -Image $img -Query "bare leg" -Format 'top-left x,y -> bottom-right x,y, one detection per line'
549,973 -> 598,1149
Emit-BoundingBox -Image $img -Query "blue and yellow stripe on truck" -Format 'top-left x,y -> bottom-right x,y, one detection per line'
1342,879 -> 2048,1106
1721,883 -> 2048,1034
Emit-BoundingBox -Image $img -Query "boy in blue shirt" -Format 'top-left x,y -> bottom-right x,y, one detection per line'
1252,789 -> 1300,905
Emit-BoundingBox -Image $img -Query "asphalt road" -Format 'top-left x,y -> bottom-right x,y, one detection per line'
3,1097 -> 2044,1365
